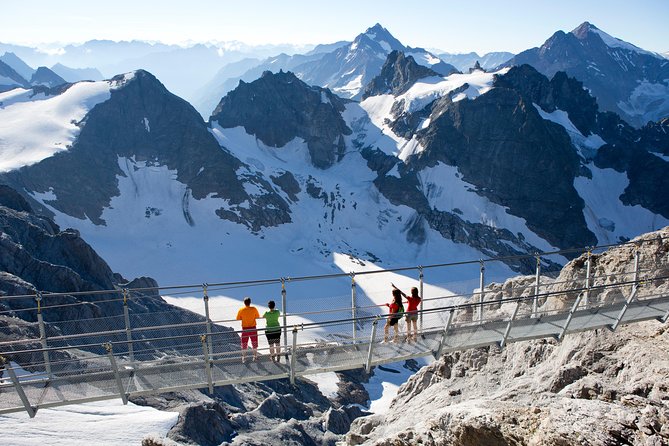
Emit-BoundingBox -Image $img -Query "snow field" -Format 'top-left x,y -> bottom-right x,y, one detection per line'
0,363 -> 177,446
0,401 -> 178,446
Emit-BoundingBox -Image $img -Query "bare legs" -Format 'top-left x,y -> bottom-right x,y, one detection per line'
406,318 -> 418,342
383,321 -> 399,342
269,342 -> 281,362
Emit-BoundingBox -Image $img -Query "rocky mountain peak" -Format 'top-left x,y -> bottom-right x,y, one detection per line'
571,21 -> 599,39
30,66 -> 67,88
507,23 -> 669,127
210,70 -> 351,169
0,59 -> 28,90
359,23 -> 403,51
362,50 -> 440,99
0,52 -> 35,81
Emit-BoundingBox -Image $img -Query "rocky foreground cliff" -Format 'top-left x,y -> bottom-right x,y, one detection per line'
347,227 -> 669,445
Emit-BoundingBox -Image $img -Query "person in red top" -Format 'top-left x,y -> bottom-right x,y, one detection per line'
393,284 -> 421,342
383,288 -> 404,343
236,297 -> 260,362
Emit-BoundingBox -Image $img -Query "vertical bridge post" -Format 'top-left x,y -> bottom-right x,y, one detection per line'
104,342 -> 128,405
419,266 -> 424,335
611,247 -> 641,331
35,291 -> 51,378
202,284 -> 213,357
4,360 -> 36,418
122,288 -> 134,363
583,249 -> 592,308
201,335 -> 214,394
281,279 -> 288,361
532,256 -> 541,318
289,326 -> 298,385
365,318 -> 379,374
477,261 -> 485,323
351,273 -> 357,341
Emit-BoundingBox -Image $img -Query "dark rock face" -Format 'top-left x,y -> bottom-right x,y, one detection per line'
0,187 -> 116,294
362,50 -> 440,99
167,402 -> 235,446
0,59 -> 28,91
270,171 -> 301,202
211,70 -> 352,169
640,118 -> 669,156
360,148 -> 562,273
255,393 -> 314,420
506,22 -> 669,127
0,185 -> 33,213
1,70 -> 291,231
595,143 -> 669,218
411,69 -> 595,250
494,65 -> 599,135
497,65 -> 669,222
29,66 -> 67,88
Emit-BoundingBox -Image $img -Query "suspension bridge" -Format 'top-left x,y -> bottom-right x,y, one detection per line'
1,237 -> 667,418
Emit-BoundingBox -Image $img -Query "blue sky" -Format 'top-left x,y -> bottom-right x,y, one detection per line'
2,0 -> 668,54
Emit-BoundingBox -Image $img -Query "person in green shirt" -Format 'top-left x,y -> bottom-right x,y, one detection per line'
263,300 -> 281,362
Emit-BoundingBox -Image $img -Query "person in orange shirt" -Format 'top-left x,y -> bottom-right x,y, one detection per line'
236,297 -> 260,362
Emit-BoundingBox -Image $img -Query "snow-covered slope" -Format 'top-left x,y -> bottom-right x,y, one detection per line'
1,63 -> 667,325
0,77 -> 129,171
0,400 -> 177,446
361,67 -> 509,160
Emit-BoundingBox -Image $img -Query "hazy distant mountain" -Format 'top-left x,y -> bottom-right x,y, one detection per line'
438,51 -> 514,71
506,22 -> 669,127
0,39 -> 313,108
194,23 -> 457,115
51,63 -> 104,82
305,40 -> 350,55
0,60 -> 28,91
0,52 -> 34,80
192,52 -> 324,116
30,66 -> 67,87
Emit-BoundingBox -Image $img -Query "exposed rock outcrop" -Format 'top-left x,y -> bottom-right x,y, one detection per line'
362,51 -> 440,99
211,70 -> 351,169
29,66 -> 67,88
506,22 -> 669,127
347,227 -> 669,445
414,65 -> 595,250
1,70 -> 292,231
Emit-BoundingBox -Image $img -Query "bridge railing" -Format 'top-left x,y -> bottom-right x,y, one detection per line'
1,235 -> 668,416
1,269 -> 667,417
